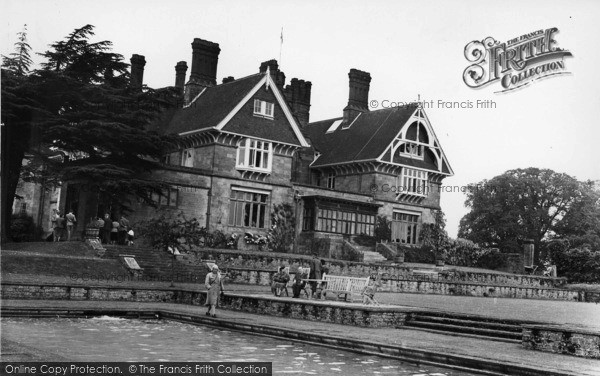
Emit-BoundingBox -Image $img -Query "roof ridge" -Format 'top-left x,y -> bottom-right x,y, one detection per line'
214,72 -> 263,87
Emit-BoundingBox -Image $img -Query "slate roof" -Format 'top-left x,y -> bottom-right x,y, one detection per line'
164,74 -> 262,135
305,104 -> 417,167
304,104 -> 451,174
160,73 -> 303,146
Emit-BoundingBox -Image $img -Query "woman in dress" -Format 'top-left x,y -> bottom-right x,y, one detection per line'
205,265 -> 225,318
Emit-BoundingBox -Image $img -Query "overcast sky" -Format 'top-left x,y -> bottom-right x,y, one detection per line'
2,0 -> 599,237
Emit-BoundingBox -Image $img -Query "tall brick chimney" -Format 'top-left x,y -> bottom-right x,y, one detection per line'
343,69 -> 371,124
259,60 -> 286,90
184,38 -> 220,104
130,54 -> 146,90
175,61 -> 188,92
285,78 -> 312,127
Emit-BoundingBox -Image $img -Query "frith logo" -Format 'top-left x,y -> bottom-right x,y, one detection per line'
463,28 -> 573,93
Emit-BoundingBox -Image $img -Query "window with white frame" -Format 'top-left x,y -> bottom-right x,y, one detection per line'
236,139 -> 273,172
399,168 -> 428,196
391,212 -> 420,244
253,99 -> 274,118
228,188 -> 269,228
181,148 -> 194,167
399,142 -> 424,158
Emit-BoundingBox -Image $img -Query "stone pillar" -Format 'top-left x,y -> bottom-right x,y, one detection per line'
523,239 -> 534,268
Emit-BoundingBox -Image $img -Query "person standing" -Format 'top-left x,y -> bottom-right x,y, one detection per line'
65,210 -> 77,241
204,265 -> 225,318
54,214 -> 66,242
118,215 -> 129,245
111,219 -> 120,245
102,213 -> 112,244
51,210 -> 60,242
308,253 -> 323,298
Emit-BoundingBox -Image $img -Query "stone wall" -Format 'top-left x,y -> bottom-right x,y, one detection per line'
187,248 -> 566,287
0,282 -> 407,328
224,268 -> 581,301
522,324 -> 600,359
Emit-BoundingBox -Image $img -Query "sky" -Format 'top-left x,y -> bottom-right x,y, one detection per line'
2,0 -> 599,237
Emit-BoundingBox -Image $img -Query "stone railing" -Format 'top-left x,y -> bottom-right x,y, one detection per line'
225,268 -> 582,302
185,248 -> 566,287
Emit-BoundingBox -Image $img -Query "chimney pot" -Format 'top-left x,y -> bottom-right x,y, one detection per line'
175,61 -> 188,91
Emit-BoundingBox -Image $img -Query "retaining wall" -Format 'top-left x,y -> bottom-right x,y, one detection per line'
0,282 -> 408,328
523,324 -> 600,359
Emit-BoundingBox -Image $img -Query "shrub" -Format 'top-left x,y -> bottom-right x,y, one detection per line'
475,248 -> 508,270
353,233 -> 376,247
445,238 -> 481,267
268,203 -> 295,253
547,241 -> 600,283
10,214 -> 37,242
402,245 -> 436,264
374,215 -> 391,243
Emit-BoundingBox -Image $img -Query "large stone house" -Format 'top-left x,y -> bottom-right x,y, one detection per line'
124,37 -> 454,255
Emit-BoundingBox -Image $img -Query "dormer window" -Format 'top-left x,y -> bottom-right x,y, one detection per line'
236,138 -> 273,172
399,142 -> 424,159
253,99 -> 274,119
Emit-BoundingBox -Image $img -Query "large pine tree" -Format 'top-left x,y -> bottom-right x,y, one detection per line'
1,25 -> 178,241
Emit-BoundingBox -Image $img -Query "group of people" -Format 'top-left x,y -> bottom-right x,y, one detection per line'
202,256 -> 381,319
51,210 -> 133,245
51,209 -> 77,242
99,213 -> 133,245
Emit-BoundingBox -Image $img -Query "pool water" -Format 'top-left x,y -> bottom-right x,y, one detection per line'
1,317 -> 479,375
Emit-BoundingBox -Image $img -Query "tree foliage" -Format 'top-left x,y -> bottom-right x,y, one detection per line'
268,203 -> 296,252
1,25 -> 179,241
136,211 -> 205,253
458,168 -> 600,252
419,209 -> 449,259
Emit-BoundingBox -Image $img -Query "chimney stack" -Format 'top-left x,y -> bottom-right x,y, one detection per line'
185,38 -> 220,104
285,78 -> 312,127
259,59 -> 287,90
222,76 -> 235,84
130,54 -> 146,90
175,61 -> 188,92
343,69 -> 371,124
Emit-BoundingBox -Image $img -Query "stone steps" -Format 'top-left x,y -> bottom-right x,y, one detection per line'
103,245 -> 206,283
406,312 -> 523,341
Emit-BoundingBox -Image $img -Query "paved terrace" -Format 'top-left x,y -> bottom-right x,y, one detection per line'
2,298 -> 600,376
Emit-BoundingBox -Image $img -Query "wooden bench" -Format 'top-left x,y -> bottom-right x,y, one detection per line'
322,274 -> 370,302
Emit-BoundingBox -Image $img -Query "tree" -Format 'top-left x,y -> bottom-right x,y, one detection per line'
419,209 -> 449,261
458,168 -> 600,256
1,25 -> 38,243
1,25 -> 178,241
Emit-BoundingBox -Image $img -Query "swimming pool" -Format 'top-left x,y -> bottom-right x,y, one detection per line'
1,317 -> 480,375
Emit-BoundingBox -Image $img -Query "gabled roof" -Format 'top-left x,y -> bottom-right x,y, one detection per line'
305,105 -> 418,166
166,74 -> 263,135
162,73 -> 309,147
304,104 -> 453,175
